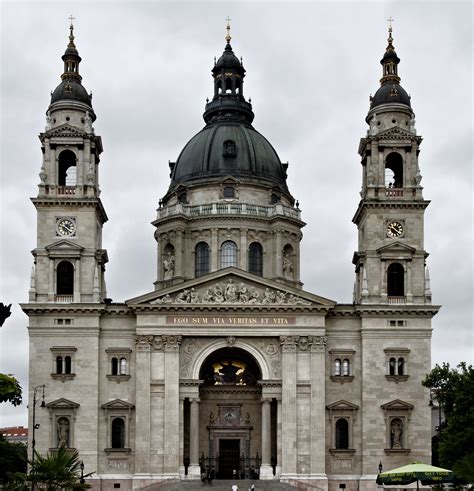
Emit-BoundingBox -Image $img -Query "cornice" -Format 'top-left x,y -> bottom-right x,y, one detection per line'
20,303 -> 130,316
352,199 -> 430,223
31,197 -> 108,223
130,303 -> 331,314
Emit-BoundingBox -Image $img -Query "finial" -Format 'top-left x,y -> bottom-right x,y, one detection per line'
387,16 -> 394,46
225,16 -> 232,44
68,15 -> 76,46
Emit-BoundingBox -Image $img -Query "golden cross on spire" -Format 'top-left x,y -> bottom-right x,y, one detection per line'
69,15 -> 75,27
225,16 -> 232,43
387,16 -> 394,30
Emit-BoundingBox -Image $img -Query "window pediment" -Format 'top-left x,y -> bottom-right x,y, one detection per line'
377,242 -> 416,259
326,400 -> 359,412
381,399 -> 414,412
101,399 -> 135,410
44,123 -> 86,138
46,398 -> 80,409
46,240 -> 84,254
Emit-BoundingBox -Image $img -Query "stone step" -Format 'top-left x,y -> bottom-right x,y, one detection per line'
149,479 -> 297,490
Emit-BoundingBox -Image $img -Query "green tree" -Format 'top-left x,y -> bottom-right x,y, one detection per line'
0,373 -> 22,406
0,434 -> 27,485
8,447 -> 91,490
423,362 -> 474,482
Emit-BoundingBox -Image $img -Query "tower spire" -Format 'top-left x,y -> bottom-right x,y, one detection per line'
380,18 -> 401,85
61,16 -> 82,82
225,16 -> 232,44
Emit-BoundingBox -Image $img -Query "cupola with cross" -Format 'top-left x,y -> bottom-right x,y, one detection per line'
153,22 -> 304,290
30,19 -> 108,304
352,20 -> 431,306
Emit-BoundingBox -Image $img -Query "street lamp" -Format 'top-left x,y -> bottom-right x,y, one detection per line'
80,461 -> 85,485
378,461 -> 383,474
31,385 -> 46,466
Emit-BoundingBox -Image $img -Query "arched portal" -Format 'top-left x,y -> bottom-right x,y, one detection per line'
184,347 -> 276,480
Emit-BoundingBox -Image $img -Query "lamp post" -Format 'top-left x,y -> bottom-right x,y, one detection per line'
31,385 -> 46,467
80,461 -> 85,485
378,461 -> 383,474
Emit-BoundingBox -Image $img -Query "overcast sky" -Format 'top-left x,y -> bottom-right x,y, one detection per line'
0,1 -> 472,427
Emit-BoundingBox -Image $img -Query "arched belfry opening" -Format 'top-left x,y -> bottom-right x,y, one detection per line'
183,347 -> 276,480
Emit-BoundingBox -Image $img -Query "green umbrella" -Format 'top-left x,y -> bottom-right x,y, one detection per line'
376,462 -> 455,490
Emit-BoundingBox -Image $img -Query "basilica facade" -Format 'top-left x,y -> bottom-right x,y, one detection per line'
24,21 -> 438,491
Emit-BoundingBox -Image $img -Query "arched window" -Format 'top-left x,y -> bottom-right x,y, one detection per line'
56,261 -> 74,295
111,417 -> 125,449
225,77 -> 232,93
64,356 -> 72,374
58,150 -> 77,186
56,356 -> 63,374
195,242 -> 210,277
248,242 -> 263,276
111,357 -> 118,375
223,186 -> 235,198
335,418 -> 349,449
389,357 -> 396,376
385,152 -> 403,188
397,357 -> 405,376
334,359 -> 341,376
342,359 -> 350,376
120,358 -> 128,375
220,241 -> 237,269
387,262 -> 404,296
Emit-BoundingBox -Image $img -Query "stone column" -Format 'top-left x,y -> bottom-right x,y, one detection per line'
275,229 -> 283,277
280,336 -> 297,476
175,229 -> 183,278
211,228 -> 218,272
163,335 -> 182,476
188,397 -> 201,478
276,398 -> 282,478
73,258 -> 81,302
135,335 -> 153,474
406,262 -> 413,303
310,336 -> 327,476
48,259 -> 54,301
239,229 -> 247,270
260,398 -> 273,479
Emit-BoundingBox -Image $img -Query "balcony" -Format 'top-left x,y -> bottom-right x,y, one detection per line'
388,296 -> 406,305
157,202 -> 301,221
385,187 -> 403,198
55,295 -> 73,303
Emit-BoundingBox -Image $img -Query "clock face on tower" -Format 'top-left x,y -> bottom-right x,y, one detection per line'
386,221 -> 404,238
56,217 -> 77,237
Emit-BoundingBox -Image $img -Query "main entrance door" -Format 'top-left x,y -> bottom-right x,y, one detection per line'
218,439 -> 240,479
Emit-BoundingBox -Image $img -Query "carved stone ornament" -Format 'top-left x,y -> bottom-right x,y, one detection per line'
151,278 -> 311,305
309,335 -> 328,352
280,335 -> 299,352
298,336 -> 310,351
135,335 -> 153,351
152,336 -> 164,351
162,335 -> 182,351
226,336 -> 236,347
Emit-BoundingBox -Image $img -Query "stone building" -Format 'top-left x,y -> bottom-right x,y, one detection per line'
24,20 -> 438,491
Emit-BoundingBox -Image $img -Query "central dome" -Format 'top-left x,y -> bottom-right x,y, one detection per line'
167,40 -> 289,194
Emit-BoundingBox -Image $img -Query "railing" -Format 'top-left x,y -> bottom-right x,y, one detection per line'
385,187 -> 403,197
55,295 -> 73,303
388,296 -> 406,305
157,202 -> 301,220
57,186 -> 76,195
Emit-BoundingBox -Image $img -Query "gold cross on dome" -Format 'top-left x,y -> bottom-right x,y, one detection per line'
387,16 -> 394,29
68,14 -> 75,26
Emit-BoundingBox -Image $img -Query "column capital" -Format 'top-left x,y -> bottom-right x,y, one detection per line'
190,397 -> 201,404
309,335 -> 328,352
135,335 -> 154,352
280,335 -> 298,352
261,398 -> 272,405
163,335 -> 182,351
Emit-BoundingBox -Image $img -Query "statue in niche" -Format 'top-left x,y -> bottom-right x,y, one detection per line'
390,419 -> 403,449
409,115 -> 417,134
369,114 -> 379,135
57,417 -> 70,448
282,253 -> 293,278
45,111 -> 52,131
84,111 -> 93,133
163,253 -> 175,280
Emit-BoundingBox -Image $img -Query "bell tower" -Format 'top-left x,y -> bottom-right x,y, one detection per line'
352,23 -> 431,306
30,20 -> 108,304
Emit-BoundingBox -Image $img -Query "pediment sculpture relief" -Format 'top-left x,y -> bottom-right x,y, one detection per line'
151,278 -> 311,305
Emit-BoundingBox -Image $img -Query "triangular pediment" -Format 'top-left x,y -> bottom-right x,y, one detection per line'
43,123 -> 86,138
45,240 -> 84,252
326,400 -> 359,411
374,126 -> 419,141
46,398 -> 80,409
101,399 -> 135,410
377,242 -> 416,255
381,399 -> 414,411
220,176 -> 241,184
127,267 -> 335,308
